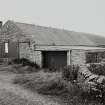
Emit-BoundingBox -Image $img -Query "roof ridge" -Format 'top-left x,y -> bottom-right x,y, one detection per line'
9,20 -> 105,38
3,20 -> 105,46
12,21 -> 105,37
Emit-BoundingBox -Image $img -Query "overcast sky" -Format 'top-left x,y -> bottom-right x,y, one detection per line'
0,0 -> 105,36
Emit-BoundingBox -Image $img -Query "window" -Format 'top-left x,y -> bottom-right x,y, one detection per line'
86,52 -> 105,63
86,52 -> 98,63
5,42 -> 8,53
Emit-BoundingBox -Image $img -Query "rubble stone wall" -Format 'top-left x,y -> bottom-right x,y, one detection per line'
71,50 -> 86,65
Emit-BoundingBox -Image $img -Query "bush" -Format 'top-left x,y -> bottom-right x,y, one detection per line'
12,58 -> 30,64
62,65 -> 79,82
88,63 -> 105,76
12,58 -> 40,69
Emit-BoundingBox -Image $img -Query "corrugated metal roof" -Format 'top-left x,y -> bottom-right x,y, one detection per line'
5,21 -> 105,46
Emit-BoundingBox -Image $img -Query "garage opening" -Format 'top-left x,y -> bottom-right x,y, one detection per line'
42,51 -> 67,68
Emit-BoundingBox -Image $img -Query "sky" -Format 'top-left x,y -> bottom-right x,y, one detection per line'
0,0 -> 105,36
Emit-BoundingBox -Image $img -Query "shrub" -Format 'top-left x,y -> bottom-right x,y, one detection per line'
12,58 -> 40,69
12,58 -> 30,65
62,65 -> 79,82
88,63 -> 105,76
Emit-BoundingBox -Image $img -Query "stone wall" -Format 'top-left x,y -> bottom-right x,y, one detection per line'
11,42 -> 101,68
19,42 -> 42,67
71,50 -> 86,65
34,51 -> 42,67
19,42 -> 34,61
32,49 -> 86,68
19,43 -> 30,60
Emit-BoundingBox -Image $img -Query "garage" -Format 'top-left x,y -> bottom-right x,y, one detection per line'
42,51 -> 67,68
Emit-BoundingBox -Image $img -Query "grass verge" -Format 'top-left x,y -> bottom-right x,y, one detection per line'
13,71 -> 104,105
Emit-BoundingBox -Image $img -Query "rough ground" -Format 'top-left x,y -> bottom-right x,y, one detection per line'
0,65 -> 61,105
0,65 -> 102,105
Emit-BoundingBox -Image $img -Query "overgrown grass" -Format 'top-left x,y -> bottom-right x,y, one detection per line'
12,65 -> 39,73
13,71 -> 64,95
13,71 -> 104,105
0,64 -> 39,74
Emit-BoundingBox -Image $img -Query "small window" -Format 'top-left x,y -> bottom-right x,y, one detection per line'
86,52 -> 99,63
5,42 -> 8,53
86,52 -> 105,63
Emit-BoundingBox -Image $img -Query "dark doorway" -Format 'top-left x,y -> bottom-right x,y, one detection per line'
42,51 -> 67,68
0,43 -> 5,58
0,42 -> 19,59
8,42 -> 19,59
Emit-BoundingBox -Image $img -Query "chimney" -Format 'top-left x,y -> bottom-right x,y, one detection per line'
0,21 -> 2,28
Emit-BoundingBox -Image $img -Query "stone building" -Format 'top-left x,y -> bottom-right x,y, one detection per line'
0,20 -> 105,68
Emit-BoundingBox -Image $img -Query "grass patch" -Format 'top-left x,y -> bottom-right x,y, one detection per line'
0,64 -> 39,74
13,71 -> 104,105
13,71 -> 64,95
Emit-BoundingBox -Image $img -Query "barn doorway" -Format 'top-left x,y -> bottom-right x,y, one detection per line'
8,42 -> 19,59
42,51 -> 67,68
